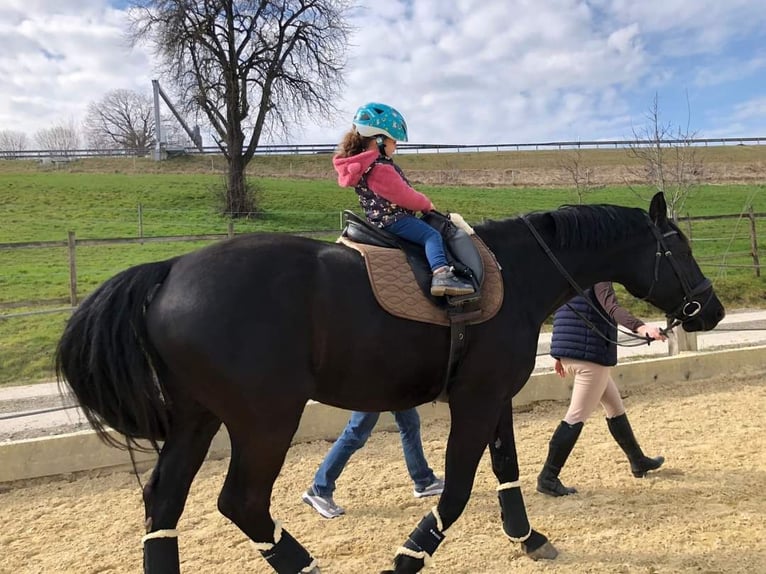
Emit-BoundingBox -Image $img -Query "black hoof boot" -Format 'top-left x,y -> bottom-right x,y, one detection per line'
387,553 -> 425,573
143,535 -> 180,574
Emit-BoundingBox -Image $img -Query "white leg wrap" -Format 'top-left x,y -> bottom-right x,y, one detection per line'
431,506 -> 444,532
395,546 -> 432,564
141,529 -> 178,544
251,541 -> 274,552
251,520 -> 283,552
504,526 -> 532,543
496,481 -> 521,491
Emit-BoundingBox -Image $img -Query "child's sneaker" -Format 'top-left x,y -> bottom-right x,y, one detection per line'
431,269 -> 475,296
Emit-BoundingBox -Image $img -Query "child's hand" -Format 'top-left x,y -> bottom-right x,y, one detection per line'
554,359 -> 566,378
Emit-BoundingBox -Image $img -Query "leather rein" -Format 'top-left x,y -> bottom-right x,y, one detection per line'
521,215 -> 713,347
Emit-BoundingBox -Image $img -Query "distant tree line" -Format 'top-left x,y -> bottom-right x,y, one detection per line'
0,88 -> 193,158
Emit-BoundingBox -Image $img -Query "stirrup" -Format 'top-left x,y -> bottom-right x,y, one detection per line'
446,291 -> 481,306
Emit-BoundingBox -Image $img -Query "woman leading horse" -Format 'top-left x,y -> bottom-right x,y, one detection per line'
56,192 -> 724,573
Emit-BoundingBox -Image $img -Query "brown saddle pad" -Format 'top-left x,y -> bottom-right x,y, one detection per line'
338,235 -> 504,326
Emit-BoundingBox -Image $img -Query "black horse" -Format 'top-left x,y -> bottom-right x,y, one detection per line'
56,192 -> 724,574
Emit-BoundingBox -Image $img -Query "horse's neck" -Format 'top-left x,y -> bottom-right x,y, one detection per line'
478,223 -> 647,324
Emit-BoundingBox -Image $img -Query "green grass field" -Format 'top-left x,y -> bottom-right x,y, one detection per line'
2,151 -> 766,385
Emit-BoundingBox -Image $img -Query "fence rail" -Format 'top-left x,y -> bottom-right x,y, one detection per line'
1,136 -> 765,161
1,210 -> 763,318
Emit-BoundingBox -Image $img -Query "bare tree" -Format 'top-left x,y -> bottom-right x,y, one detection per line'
35,120 -> 81,156
83,89 -> 155,155
0,130 -> 29,158
128,0 -> 351,216
558,146 -> 597,204
626,93 -> 703,220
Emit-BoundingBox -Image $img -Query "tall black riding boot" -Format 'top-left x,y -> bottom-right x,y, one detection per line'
536,421 -> 583,497
606,413 -> 664,478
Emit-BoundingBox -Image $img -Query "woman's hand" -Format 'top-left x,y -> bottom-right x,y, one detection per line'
554,358 -> 566,378
637,324 -> 667,341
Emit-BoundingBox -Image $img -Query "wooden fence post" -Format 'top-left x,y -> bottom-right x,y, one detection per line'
67,231 -> 77,306
227,221 -> 234,239
748,205 -> 760,277
138,203 -> 144,244
667,327 -> 698,355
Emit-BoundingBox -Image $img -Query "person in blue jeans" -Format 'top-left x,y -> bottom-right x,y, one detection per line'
302,409 -> 444,519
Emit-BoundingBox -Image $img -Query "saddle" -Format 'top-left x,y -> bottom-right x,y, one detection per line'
339,211 -> 503,327
340,211 -> 504,400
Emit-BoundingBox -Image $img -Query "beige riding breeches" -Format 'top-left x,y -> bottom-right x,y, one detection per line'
560,358 -> 626,425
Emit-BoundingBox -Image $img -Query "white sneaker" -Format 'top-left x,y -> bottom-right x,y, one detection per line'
301,487 -> 345,519
414,477 -> 444,498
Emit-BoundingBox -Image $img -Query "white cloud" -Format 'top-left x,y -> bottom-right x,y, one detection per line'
702,96 -> 766,139
0,2 -> 151,138
716,96 -> 766,136
694,55 -> 766,87
323,0 -> 656,144
591,0 -> 766,54
0,0 -> 764,147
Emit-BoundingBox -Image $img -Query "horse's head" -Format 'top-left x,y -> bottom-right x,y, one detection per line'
626,192 -> 725,332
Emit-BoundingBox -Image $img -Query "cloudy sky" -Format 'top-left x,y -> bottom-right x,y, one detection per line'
1,0 -> 765,147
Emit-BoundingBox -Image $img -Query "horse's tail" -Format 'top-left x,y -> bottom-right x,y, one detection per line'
55,259 -> 177,452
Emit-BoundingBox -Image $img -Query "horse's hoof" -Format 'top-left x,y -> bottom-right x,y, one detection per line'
527,541 -> 558,561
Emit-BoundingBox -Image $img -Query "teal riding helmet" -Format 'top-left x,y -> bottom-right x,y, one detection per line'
352,102 -> 409,142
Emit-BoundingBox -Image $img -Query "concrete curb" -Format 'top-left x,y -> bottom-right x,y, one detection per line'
1,345 -> 764,483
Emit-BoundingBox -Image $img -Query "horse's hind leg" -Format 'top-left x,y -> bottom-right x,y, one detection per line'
142,406 -> 222,574
489,405 -> 557,560
218,400 -> 318,574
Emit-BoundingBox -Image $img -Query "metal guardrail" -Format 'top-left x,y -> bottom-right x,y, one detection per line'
1,136 -> 764,160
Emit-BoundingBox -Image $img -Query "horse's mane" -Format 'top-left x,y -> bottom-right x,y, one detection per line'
543,204 -> 649,248
480,204 -> 649,249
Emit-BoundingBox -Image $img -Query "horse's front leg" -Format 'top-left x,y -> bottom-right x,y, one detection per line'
490,404 -> 558,560
382,397 -> 502,574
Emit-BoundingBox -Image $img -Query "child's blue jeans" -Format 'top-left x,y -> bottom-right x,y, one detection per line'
385,215 -> 449,271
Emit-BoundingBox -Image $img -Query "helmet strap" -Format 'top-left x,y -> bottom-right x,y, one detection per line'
375,136 -> 387,157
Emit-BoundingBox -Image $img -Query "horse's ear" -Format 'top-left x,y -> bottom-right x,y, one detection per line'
649,192 -> 668,225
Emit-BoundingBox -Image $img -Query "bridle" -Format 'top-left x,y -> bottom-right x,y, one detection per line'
521,215 -> 714,344
643,217 -> 713,330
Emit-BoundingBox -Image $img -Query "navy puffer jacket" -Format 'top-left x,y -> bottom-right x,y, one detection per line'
550,288 -> 618,366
